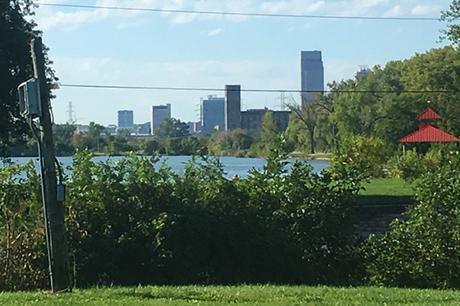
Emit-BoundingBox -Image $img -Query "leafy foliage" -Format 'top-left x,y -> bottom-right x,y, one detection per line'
365,152 -> 460,288
0,147 -> 365,289
330,136 -> 389,179
442,0 -> 460,44
0,1 -> 56,156
249,112 -> 283,157
0,162 -> 47,291
207,129 -> 254,156
333,47 -> 460,145
156,118 -> 190,139
387,147 -> 451,181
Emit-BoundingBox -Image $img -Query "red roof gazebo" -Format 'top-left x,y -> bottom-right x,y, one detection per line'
399,107 -> 460,144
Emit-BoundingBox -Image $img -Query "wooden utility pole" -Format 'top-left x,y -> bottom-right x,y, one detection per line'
31,37 -> 70,292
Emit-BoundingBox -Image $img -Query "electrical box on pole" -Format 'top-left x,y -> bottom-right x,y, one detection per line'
18,78 -> 42,118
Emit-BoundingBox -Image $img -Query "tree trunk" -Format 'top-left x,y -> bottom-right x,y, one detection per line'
309,128 -> 315,154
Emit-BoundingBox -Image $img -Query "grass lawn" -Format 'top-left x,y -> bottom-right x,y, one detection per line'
1,285 -> 459,305
360,178 -> 415,197
358,178 -> 416,206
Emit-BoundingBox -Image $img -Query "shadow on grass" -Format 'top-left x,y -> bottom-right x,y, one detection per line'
115,288 -> 325,304
114,290 -> 252,304
356,195 -> 415,206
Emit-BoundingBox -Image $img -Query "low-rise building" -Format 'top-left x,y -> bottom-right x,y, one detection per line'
241,108 -> 291,132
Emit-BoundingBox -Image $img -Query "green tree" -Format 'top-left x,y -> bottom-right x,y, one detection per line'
332,47 -> 460,146
71,122 -> 106,152
0,1 -> 55,156
442,0 -> 460,44
107,135 -> 132,154
260,112 -> 278,144
288,103 -> 318,154
140,139 -> 162,155
207,129 -> 254,156
157,118 -> 190,139
53,124 -> 76,156
249,112 -> 281,157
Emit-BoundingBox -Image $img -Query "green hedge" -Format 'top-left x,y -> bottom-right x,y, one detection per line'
0,149 -> 364,290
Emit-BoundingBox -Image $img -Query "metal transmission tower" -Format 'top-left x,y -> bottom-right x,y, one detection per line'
66,101 -> 76,124
277,91 -> 287,110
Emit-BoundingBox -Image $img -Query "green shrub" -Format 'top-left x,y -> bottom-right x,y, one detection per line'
0,162 -> 48,291
1,147 -> 366,289
332,136 -> 390,178
365,151 -> 460,288
387,149 -> 424,181
388,148 -> 449,181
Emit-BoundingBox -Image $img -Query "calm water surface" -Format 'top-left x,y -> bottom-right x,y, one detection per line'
4,156 -> 329,178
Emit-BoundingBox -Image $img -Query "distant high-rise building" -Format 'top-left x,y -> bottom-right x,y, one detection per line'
225,85 -> 241,131
356,65 -> 370,79
201,95 -> 225,134
118,110 -> 134,130
134,122 -> 151,135
187,121 -> 202,135
151,104 -> 171,134
301,51 -> 324,105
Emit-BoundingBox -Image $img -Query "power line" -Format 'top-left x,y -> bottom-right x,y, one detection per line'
58,83 -> 454,94
36,2 -> 440,22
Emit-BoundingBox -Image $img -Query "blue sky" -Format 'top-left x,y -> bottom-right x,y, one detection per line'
33,0 -> 452,126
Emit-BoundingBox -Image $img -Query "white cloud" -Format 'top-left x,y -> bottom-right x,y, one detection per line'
34,0 -> 448,31
37,0 -> 387,30
36,9 -> 107,30
324,59 -> 361,84
35,0 -> 187,30
116,18 -> 148,30
384,5 -> 402,17
351,0 -> 388,10
207,28 -> 222,37
260,0 -> 325,14
411,4 -> 441,16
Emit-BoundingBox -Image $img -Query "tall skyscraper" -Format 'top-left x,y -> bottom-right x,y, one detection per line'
117,110 -> 134,130
301,51 -> 324,105
151,104 -> 171,134
225,85 -> 241,131
201,96 -> 225,135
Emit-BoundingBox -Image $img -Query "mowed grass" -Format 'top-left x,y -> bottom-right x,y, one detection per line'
1,285 -> 459,305
358,178 -> 415,206
360,178 -> 415,197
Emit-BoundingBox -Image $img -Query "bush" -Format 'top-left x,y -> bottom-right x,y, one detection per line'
1,148 -> 366,289
388,147 -> 448,181
365,152 -> 460,288
387,149 -> 424,181
0,162 -> 48,291
332,136 -> 390,178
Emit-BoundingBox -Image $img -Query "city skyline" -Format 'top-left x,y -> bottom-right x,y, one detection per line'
33,0 -> 451,125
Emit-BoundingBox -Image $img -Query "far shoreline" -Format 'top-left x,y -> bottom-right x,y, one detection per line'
2,152 -> 332,161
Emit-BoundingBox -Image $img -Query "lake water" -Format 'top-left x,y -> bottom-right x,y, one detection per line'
3,156 -> 329,178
